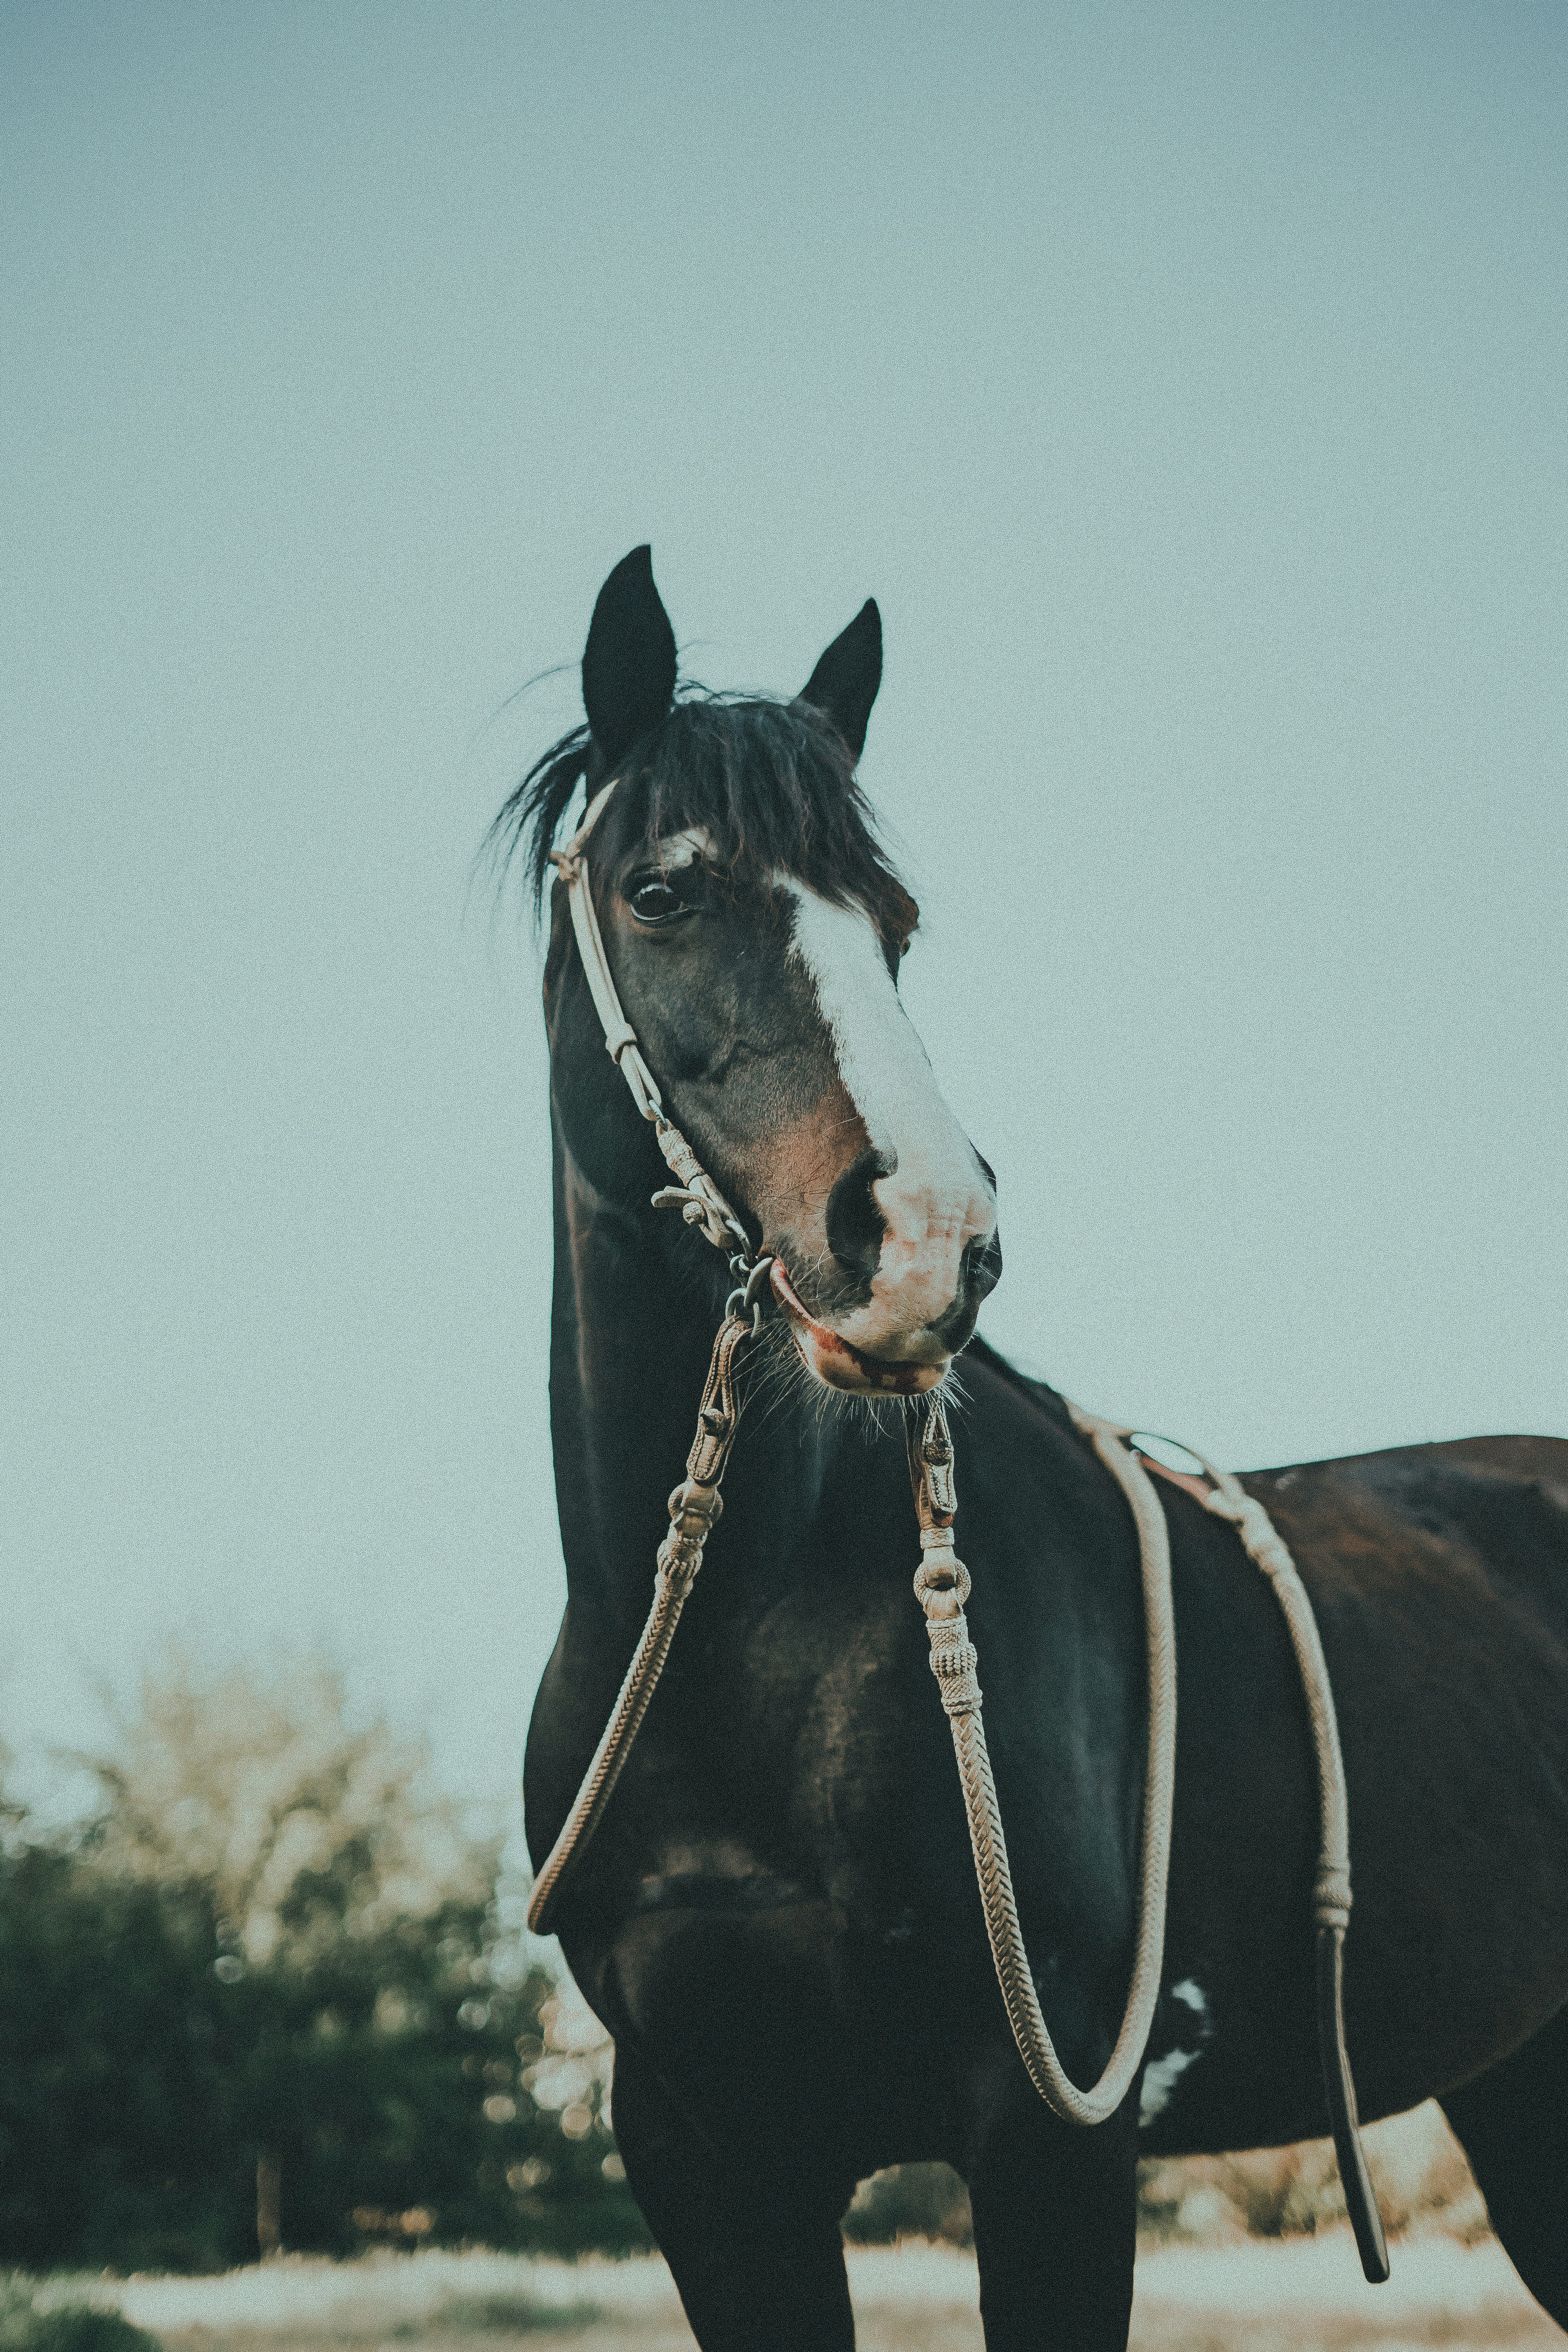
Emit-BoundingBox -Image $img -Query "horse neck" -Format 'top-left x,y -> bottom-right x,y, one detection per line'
548,1121 -> 838,1636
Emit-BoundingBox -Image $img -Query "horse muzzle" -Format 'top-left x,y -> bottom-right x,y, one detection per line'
768,1238 -> 1003,1396
769,1260 -> 947,1393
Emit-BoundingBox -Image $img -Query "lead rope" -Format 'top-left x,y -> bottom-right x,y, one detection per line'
525,775 -> 1387,2282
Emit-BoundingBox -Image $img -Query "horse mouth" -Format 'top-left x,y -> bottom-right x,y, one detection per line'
768,1260 -> 948,1396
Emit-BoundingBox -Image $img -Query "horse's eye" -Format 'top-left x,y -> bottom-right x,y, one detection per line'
628,878 -> 690,927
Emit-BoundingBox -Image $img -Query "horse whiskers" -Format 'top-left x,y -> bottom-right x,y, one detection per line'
733,1328 -> 810,1446
736,1313 -> 953,1446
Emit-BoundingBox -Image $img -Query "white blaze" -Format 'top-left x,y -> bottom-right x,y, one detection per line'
787,886 -> 995,1353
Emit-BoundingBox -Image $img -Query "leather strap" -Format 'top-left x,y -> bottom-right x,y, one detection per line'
549,781 -> 755,1263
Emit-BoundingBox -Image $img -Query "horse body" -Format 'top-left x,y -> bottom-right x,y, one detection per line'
514,551 -> 1568,2349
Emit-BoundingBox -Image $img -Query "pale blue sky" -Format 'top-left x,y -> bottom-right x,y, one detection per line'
5,2 -> 1565,1812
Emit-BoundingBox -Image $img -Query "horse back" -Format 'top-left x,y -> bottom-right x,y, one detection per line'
1252,1431 -> 1568,1636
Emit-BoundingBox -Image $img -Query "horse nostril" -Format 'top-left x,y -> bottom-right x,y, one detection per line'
963,1225 -> 1003,1305
825,1146 -> 893,1285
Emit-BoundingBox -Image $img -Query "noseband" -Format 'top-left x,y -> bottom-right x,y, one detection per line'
527,777 -> 1388,2282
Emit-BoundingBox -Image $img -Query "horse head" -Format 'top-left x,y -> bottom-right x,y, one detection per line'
510,546 -> 1000,1398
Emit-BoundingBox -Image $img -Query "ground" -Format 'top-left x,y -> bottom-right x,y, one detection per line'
34,2237 -> 1558,2352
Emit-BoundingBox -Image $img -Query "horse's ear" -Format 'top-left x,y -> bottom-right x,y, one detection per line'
798,599 -> 882,762
581,545 -> 677,770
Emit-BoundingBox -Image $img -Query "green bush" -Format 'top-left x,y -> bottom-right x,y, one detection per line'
0,1658 -> 654,2271
842,2163 -> 973,2246
0,1837 -> 649,2270
0,2281 -> 158,2352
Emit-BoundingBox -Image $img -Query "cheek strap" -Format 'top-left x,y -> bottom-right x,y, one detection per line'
549,780 -> 760,1276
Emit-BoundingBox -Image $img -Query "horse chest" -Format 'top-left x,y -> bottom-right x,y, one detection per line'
585,1867 -> 979,2163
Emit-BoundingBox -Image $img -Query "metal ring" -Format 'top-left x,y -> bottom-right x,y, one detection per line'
1128,1431 -> 1211,1483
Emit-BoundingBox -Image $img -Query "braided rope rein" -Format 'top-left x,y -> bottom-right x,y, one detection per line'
908,1395 -> 1178,2127
526,1305 -> 758,1934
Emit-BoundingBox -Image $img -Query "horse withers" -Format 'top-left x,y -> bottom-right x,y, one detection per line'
504,547 -> 1568,2352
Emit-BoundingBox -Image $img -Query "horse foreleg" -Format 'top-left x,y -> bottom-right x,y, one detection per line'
609,2042 -> 858,2352
966,2085 -> 1140,2352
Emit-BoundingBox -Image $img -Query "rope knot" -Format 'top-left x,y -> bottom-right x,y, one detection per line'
927,1624 -> 982,1716
654,1552 -> 702,1600
1203,1487 -> 1295,1578
1314,1864 -> 1352,1930
666,1478 -> 722,1540
657,1479 -> 725,1588
914,1558 -> 972,1610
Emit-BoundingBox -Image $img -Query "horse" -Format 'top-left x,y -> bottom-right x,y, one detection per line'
504,546 -> 1568,2351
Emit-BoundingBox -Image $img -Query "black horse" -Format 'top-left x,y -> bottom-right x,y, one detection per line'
506,548 -> 1568,2351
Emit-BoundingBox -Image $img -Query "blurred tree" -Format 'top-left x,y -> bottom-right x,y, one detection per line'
0,1841 -> 243,2270
0,1660 -> 650,2269
843,2163 -> 973,2246
83,1655 -> 488,1970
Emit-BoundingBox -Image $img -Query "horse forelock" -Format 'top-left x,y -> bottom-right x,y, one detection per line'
491,693 -> 919,947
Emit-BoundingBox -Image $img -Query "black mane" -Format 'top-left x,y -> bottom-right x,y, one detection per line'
491,693 -> 919,944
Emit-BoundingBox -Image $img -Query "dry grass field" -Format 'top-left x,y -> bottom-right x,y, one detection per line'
34,2236 -> 1555,2352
